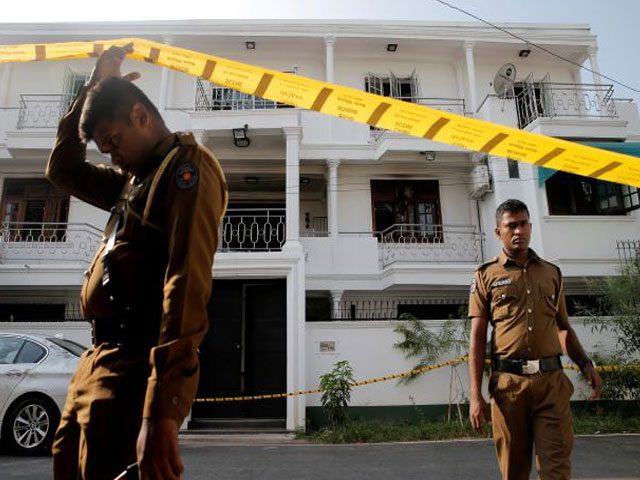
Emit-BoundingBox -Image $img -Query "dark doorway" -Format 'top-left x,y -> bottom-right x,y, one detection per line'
193,279 -> 287,420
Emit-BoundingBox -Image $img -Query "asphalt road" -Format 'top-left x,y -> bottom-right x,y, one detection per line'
1,434 -> 639,479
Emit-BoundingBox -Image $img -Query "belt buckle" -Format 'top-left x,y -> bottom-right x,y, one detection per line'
522,359 -> 540,375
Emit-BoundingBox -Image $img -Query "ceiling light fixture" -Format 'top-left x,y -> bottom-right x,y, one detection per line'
232,124 -> 251,148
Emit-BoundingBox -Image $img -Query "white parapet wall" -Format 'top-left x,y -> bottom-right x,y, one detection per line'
306,318 -> 619,407
0,317 -> 621,408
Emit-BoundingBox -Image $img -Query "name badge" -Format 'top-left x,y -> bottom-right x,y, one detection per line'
491,278 -> 512,288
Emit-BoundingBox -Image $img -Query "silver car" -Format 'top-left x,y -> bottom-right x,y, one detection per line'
0,333 -> 86,455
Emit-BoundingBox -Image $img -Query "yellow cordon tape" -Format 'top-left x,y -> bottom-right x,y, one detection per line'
1,37 -> 639,188
194,355 -> 468,403
192,356 -> 640,403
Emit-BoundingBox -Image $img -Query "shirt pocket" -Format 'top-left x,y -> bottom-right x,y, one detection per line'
539,282 -> 559,316
490,285 -> 517,321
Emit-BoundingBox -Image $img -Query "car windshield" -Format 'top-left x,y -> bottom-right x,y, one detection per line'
46,337 -> 87,357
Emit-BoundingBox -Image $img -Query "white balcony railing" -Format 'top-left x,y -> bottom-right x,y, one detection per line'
0,222 -> 102,265
515,83 -> 616,128
379,224 -> 482,267
17,94 -> 71,129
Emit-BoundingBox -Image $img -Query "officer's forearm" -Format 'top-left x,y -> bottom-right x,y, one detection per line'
46,88 -> 88,187
469,317 -> 488,400
559,326 -> 588,365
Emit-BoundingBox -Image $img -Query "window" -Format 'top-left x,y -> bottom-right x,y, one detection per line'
15,340 -> 46,364
513,74 -> 551,128
371,180 -> 442,240
507,159 -> 520,179
620,185 -> 640,212
365,70 -> 419,101
47,337 -> 87,357
63,69 -> 89,107
546,171 -> 628,215
0,179 -> 69,241
0,337 -> 24,364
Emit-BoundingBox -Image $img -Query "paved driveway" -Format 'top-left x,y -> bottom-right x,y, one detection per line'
1,434 -> 638,479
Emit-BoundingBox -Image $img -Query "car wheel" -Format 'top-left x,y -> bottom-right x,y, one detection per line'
2,397 -> 59,455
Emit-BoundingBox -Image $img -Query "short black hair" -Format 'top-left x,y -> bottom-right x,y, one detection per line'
79,77 -> 162,143
495,199 -> 530,226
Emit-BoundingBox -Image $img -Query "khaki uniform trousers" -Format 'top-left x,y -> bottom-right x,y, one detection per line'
489,369 -> 574,480
52,344 -> 150,480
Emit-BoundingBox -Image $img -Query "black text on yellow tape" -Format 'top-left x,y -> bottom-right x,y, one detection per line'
1,37 -> 639,188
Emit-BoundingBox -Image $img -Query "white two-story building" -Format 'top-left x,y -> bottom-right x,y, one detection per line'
0,20 -> 638,430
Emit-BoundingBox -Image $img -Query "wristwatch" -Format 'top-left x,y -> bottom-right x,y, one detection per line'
577,356 -> 593,373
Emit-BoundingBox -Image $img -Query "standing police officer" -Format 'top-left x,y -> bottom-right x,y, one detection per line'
47,45 -> 227,480
468,199 -> 602,480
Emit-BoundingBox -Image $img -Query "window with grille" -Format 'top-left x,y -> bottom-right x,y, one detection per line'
545,171 -> 631,215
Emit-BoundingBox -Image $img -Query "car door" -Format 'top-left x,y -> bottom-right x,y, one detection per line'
0,336 -> 28,412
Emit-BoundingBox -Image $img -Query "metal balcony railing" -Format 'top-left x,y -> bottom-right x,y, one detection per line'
516,82 -> 616,128
379,224 -> 482,267
219,208 -> 286,252
0,222 -> 102,265
17,94 -> 71,129
616,239 -> 640,267
195,79 -> 294,111
370,97 -> 466,138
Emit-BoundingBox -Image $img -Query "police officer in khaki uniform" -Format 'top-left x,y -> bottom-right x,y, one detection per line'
468,199 -> 602,480
46,45 -> 227,480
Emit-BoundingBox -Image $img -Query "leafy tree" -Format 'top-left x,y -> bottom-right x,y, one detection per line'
581,258 -> 640,402
393,312 -> 469,385
319,360 -> 355,426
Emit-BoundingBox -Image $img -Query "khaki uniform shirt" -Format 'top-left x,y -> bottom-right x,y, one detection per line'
46,88 -> 228,424
468,249 -> 567,361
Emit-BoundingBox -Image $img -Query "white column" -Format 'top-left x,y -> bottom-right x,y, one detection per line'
326,158 -> 340,239
0,64 -> 13,106
158,35 -> 174,112
283,127 -> 302,249
330,290 -> 344,320
286,255 -> 306,430
464,41 -> 478,115
324,36 -> 336,84
588,46 -> 602,86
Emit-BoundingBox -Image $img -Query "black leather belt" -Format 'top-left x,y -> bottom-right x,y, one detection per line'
90,318 -> 156,349
492,355 -> 562,375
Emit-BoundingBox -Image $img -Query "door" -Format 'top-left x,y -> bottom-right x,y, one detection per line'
193,279 -> 287,419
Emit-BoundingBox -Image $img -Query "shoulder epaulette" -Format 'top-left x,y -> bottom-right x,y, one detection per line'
475,256 -> 499,272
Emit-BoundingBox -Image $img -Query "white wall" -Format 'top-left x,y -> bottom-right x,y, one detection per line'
306,318 -> 618,408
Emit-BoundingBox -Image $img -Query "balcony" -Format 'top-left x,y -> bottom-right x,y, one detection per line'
371,96 -> 466,140
379,224 -> 483,268
0,209 -> 287,268
515,83 -> 617,129
0,222 -> 102,265
196,80 -> 294,112
219,208 -> 286,252
16,94 -> 70,129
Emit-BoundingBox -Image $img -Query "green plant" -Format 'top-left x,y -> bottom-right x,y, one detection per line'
393,313 -> 468,384
319,360 -> 355,427
579,258 -> 640,403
